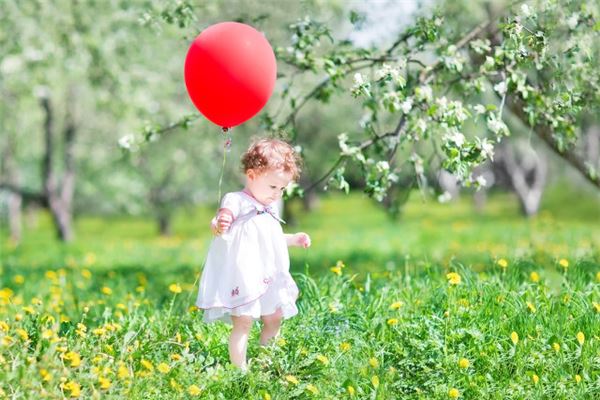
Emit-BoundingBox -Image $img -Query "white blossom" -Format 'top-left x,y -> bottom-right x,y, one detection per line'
567,13 -> 579,30
353,72 -> 364,86
521,4 -> 531,17
437,191 -> 452,203
375,161 -> 390,173
0,55 -> 23,74
479,138 -> 495,160
444,130 -> 465,147
493,81 -> 507,95
415,85 -> 433,102
118,134 -> 136,150
400,98 -> 413,114
475,175 -> 487,187
487,115 -> 509,136
473,104 -> 486,115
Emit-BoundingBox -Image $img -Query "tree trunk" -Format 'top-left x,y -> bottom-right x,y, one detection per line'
40,91 -> 76,241
158,214 -> 172,236
494,140 -> 547,217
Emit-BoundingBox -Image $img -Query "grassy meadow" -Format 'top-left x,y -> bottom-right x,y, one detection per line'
0,188 -> 599,398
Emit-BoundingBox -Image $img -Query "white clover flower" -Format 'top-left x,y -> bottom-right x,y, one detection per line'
400,98 -> 413,114
493,81 -> 507,95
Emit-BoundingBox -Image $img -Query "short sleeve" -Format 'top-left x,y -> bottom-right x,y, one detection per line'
219,192 -> 242,219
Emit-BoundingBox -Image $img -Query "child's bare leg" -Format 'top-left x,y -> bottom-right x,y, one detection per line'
229,315 -> 253,370
259,307 -> 283,346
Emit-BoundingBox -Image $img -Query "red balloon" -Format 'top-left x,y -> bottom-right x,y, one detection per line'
184,22 -> 277,128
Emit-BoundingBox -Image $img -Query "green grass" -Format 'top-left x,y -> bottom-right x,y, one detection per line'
0,190 -> 599,398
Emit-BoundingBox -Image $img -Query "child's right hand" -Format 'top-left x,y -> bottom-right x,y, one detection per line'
211,209 -> 234,235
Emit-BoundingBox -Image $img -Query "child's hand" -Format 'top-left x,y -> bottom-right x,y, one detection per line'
294,232 -> 311,248
211,209 -> 234,235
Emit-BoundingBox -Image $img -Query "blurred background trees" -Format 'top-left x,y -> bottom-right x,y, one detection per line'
1,0 -> 598,243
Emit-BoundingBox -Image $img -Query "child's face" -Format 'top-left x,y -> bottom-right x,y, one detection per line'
245,168 -> 293,205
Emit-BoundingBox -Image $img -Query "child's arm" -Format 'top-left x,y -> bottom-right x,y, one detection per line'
284,232 -> 311,248
211,208 -> 235,235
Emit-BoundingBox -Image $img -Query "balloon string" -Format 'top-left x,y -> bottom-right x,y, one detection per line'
217,127 -> 232,204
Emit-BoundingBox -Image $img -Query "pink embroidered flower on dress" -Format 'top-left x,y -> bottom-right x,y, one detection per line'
231,286 -> 239,297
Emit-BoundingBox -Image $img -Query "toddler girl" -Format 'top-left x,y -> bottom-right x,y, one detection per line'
196,138 -> 311,371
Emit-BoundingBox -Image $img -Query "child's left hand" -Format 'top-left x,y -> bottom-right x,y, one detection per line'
294,232 -> 311,248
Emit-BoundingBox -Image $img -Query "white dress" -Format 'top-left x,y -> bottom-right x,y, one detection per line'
196,191 -> 299,324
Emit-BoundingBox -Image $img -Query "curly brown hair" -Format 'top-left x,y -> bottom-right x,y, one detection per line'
241,138 -> 302,180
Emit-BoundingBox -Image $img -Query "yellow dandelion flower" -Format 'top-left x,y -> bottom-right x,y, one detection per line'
141,359 -> 154,371
448,388 -> 460,398
593,302 -> 600,313
458,358 -> 469,369
1,336 -> 14,346
285,375 -> 299,385
171,354 -> 182,361
389,301 -> 403,310
169,284 -> 182,294
16,328 -> 29,341
40,368 -> 52,382
63,351 -> 81,368
306,384 -> 319,394
532,374 -> 539,384
497,258 -> 508,268
552,342 -> 560,352
45,271 -> 58,281
188,385 -> 202,396
596,271 -> 600,282
387,318 -> 399,326
369,357 -> 379,368
81,269 -> 92,279
62,381 -> 81,397
117,364 -> 130,379
0,321 -> 8,332
526,302 -> 536,313
22,306 -> 35,315
277,337 -> 287,346
530,272 -> 540,283
340,342 -> 351,352
101,287 -> 112,295
98,376 -> 111,390
510,331 -> 519,345
14,275 -> 25,284
316,354 -> 329,365
559,259 -> 569,269
41,329 -> 54,340
157,363 -> 170,374
347,385 -> 356,396
92,328 -> 106,336
576,332 -> 585,345
446,272 -> 461,285
371,375 -> 379,388
14,313 -> 23,322
330,266 -> 342,276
